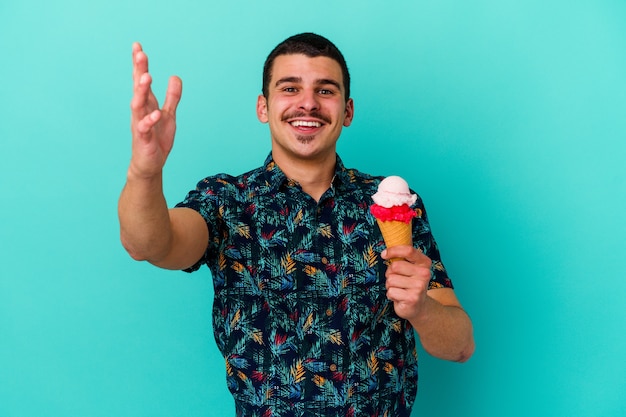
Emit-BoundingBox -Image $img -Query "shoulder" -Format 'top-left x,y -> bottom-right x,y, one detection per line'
343,163 -> 427,211
335,159 -> 383,196
175,164 -> 270,212
191,164 -> 267,194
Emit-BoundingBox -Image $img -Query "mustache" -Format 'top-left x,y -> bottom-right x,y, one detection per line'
282,111 -> 331,125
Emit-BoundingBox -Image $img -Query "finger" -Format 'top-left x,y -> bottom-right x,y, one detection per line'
382,245 -> 426,263
381,245 -> 408,259
392,246 -> 430,266
132,44 -> 149,89
410,249 -> 431,267
135,110 -> 161,134
132,42 -> 142,66
162,76 -> 183,114
385,286 -> 405,302
386,287 -> 424,317
386,286 -> 419,303
386,270 -> 430,291
385,257 -> 432,287
130,72 -> 154,120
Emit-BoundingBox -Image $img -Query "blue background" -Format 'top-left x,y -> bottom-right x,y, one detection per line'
1,1 -> 625,416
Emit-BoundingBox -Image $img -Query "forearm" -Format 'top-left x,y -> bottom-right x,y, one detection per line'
118,172 -> 173,262
409,295 -> 475,362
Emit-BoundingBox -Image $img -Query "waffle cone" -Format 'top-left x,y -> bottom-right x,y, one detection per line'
376,219 -> 412,248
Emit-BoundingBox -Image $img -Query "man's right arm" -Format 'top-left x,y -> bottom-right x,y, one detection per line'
118,175 -> 208,271
118,42 -> 208,271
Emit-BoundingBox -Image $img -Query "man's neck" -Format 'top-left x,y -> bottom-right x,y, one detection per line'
273,153 -> 336,202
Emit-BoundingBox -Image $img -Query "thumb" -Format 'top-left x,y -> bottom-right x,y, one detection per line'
162,76 -> 183,114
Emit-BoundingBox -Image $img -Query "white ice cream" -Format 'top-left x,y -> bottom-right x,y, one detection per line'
371,176 -> 417,208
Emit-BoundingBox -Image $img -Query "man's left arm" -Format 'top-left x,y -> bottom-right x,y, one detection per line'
383,246 -> 475,362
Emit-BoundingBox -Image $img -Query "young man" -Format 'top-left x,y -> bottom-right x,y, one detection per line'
119,33 -> 474,417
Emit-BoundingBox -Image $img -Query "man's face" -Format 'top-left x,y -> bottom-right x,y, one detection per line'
257,54 -> 354,164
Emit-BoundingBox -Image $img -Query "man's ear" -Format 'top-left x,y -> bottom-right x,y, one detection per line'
256,94 -> 268,123
343,98 -> 354,127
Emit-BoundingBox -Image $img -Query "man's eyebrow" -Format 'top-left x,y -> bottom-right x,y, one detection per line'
274,77 -> 342,91
275,76 -> 302,87
317,78 -> 342,90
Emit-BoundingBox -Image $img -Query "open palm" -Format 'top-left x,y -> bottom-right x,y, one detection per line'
129,42 -> 182,179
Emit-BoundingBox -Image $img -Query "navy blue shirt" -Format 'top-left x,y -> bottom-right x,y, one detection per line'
176,154 -> 452,417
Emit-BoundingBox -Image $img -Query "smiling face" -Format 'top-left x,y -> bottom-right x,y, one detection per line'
257,54 -> 354,167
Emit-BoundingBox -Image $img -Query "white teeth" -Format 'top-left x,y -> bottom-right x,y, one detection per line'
290,120 -> 321,128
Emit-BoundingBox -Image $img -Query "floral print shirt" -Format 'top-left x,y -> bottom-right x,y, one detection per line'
176,154 -> 452,417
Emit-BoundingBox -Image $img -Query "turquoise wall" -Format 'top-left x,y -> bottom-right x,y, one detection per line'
1,1 -> 625,416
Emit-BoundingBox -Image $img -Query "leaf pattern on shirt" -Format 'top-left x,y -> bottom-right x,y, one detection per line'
176,154 -> 453,417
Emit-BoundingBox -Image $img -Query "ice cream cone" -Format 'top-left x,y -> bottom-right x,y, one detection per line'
371,176 -> 418,262
377,219 -> 412,262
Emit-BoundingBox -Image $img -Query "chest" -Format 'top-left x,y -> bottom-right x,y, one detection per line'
213,193 -> 386,296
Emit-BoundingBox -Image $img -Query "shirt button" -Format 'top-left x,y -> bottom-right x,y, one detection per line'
330,364 -> 337,372
326,308 -> 333,316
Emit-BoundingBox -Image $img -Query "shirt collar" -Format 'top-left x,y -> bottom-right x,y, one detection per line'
260,153 -> 356,194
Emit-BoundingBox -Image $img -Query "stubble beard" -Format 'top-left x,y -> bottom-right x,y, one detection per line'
296,135 -> 315,144
283,111 -> 331,146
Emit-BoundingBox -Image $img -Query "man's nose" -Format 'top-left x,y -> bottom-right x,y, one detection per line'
298,89 -> 320,111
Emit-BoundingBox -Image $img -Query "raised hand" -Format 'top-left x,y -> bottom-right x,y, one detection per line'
129,42 -> 182,179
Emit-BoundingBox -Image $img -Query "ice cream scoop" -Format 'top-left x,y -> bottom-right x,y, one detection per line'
371,176 -> 418,208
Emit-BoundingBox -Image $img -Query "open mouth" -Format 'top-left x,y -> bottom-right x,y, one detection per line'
290,120 -> 322,128
283,111 -> 331,130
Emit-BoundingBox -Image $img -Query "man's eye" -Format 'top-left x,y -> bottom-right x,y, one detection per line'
283,87 -> 297,93
319,89 -> 333,95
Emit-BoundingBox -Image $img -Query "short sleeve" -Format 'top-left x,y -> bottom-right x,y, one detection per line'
174,177 -> 224,272
412,194 -> 454,290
